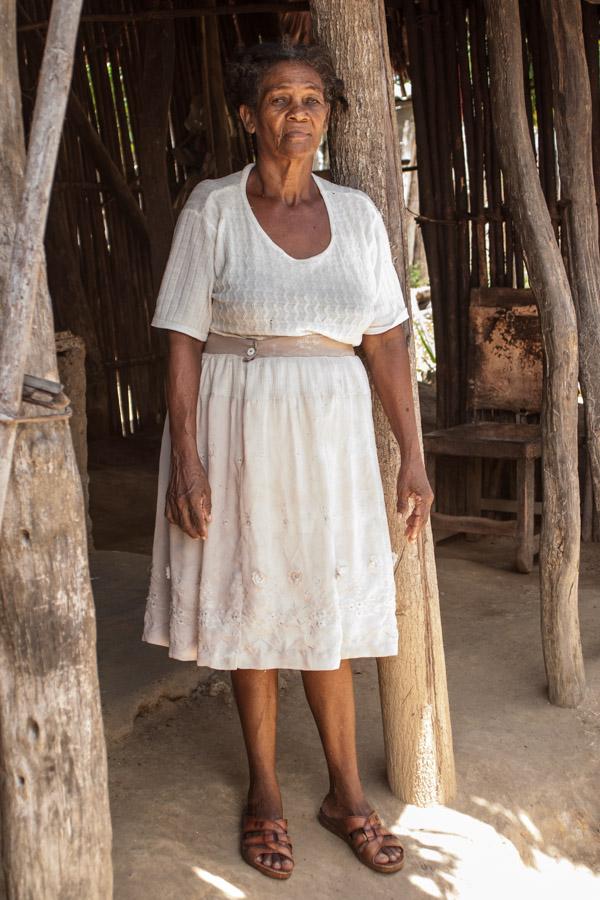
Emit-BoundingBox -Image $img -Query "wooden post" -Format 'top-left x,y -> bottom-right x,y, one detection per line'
137,11 -> 176,291
0,1 -> 113,895
484,0 -> 585,707
539,0 -> 600,532
310,0 -> 456,804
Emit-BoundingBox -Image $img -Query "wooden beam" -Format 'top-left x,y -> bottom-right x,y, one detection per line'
540,0 -> 600,541
17,2 -> 311,31
431,512 -> 516,536
484,0 -> 585,707
0,0 -> 82,523
310,0 -> 455,805
0,0 -> 113,896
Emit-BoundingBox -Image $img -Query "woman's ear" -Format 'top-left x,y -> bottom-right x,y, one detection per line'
239,104 -> 256,135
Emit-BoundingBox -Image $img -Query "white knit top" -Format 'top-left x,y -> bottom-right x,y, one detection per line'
151,163 -> 409,347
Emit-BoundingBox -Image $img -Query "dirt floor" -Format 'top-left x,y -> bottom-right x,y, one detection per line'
89,438 -> 600,899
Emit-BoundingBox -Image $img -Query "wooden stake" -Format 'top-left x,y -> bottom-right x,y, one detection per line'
310,0 -> 456,804
0,1 -> 113,895
484,0 -> 585,707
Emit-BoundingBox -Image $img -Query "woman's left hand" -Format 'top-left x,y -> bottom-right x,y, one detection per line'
396,459 -> 434,543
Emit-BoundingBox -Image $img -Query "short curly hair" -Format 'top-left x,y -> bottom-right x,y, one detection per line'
225,41 -> 347,112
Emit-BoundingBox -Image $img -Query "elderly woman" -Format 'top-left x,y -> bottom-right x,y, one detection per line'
142,42 -> 432,880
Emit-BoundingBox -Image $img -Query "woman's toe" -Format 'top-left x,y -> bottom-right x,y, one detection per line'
261,853 -> 272,868
281,856 -> 294,872
375,847 -> 401,865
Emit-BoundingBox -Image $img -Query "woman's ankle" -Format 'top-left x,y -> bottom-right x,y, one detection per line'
323,779 -> 371,817
246,775 -> 283,818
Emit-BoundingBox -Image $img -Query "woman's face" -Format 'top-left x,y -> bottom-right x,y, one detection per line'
239,61 -> 330,161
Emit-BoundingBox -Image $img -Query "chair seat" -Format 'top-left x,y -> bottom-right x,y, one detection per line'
423,422 -> 541,459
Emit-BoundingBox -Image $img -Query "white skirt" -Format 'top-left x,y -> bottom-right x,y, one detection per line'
142,352 -> 399,670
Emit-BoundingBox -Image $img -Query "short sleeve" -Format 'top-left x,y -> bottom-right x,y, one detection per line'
363,207 -> 410,335
151,203 -> 216,342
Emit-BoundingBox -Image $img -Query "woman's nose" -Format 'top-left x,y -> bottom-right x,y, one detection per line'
287,102 -> 309,119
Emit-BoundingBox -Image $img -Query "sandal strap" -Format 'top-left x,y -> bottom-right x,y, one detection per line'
241,816 -> 294,864
345,812 -> 404,865
242,815 -> 288,836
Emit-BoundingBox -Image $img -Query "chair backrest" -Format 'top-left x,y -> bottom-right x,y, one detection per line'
467,287 -> 542,414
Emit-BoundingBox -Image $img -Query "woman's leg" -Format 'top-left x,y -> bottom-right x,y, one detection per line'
301,659 -> 402,865
230,668 -> 292,873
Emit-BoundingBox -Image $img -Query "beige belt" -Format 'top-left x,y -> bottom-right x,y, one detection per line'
203,331 -> 355,361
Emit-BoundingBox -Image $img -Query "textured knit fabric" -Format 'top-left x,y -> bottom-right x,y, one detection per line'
142,163 -> 409,670
149,163 -> 409,346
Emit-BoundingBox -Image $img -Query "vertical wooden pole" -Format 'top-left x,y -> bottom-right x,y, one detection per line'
0,1 -> 113,895
540,0 -> 600,535
484,0 -> 585,707
310,0 -> 456,804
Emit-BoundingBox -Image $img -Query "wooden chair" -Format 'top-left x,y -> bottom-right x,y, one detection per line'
423,288 -> 542,573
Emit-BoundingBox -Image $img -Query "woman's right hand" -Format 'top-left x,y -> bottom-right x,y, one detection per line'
165,449 -> 212,540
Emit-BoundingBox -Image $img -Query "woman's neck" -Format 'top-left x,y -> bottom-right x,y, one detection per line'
248,156 -> 317,207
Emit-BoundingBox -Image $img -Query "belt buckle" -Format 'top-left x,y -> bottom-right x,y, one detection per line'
242,337 -> 258,362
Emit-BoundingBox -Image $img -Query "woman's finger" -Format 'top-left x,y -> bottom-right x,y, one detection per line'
178,498 -> 203,539
202,489 -> 213,521
405,492 -> 432,541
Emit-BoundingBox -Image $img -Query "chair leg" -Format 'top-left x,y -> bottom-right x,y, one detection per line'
515,458 -> 535,573
465,457 -> 482,541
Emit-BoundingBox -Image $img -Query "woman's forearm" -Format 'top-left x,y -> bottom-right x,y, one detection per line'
166,331 -> 204,458
362,324 -> 423,464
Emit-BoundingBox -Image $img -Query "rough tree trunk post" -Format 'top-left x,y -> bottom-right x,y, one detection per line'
310,0 -> 456,804
0,1 -> 113,896
540,0 -> 600,536
485,0 -> 585,707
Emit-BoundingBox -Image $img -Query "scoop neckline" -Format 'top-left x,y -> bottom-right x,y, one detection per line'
240,162 -> 334,263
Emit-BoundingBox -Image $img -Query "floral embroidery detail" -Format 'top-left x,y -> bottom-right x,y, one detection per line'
368,555 -> 378,569
165,565 -> 171,580
335,564 -> 348,579
289,570 -> 302,584
251,570 -> 265,586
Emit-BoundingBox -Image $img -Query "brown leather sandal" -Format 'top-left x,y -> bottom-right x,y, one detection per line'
240,814 -> 294,880
318,807 -> 405,874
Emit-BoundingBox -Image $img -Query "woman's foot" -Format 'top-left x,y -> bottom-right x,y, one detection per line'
320,789 -> 404,868
243,780 -> 294,875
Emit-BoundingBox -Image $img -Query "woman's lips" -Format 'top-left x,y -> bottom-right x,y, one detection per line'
284,130 -> 311,138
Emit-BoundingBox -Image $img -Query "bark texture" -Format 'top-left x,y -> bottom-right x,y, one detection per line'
310,0 -> 455,804
540,0 -> 600,534
0,1 -> 113,895
485,0 -> 585,707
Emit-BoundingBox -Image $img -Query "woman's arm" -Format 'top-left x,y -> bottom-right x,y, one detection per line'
362,322 -> 433,543
164,331 -> 212,540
